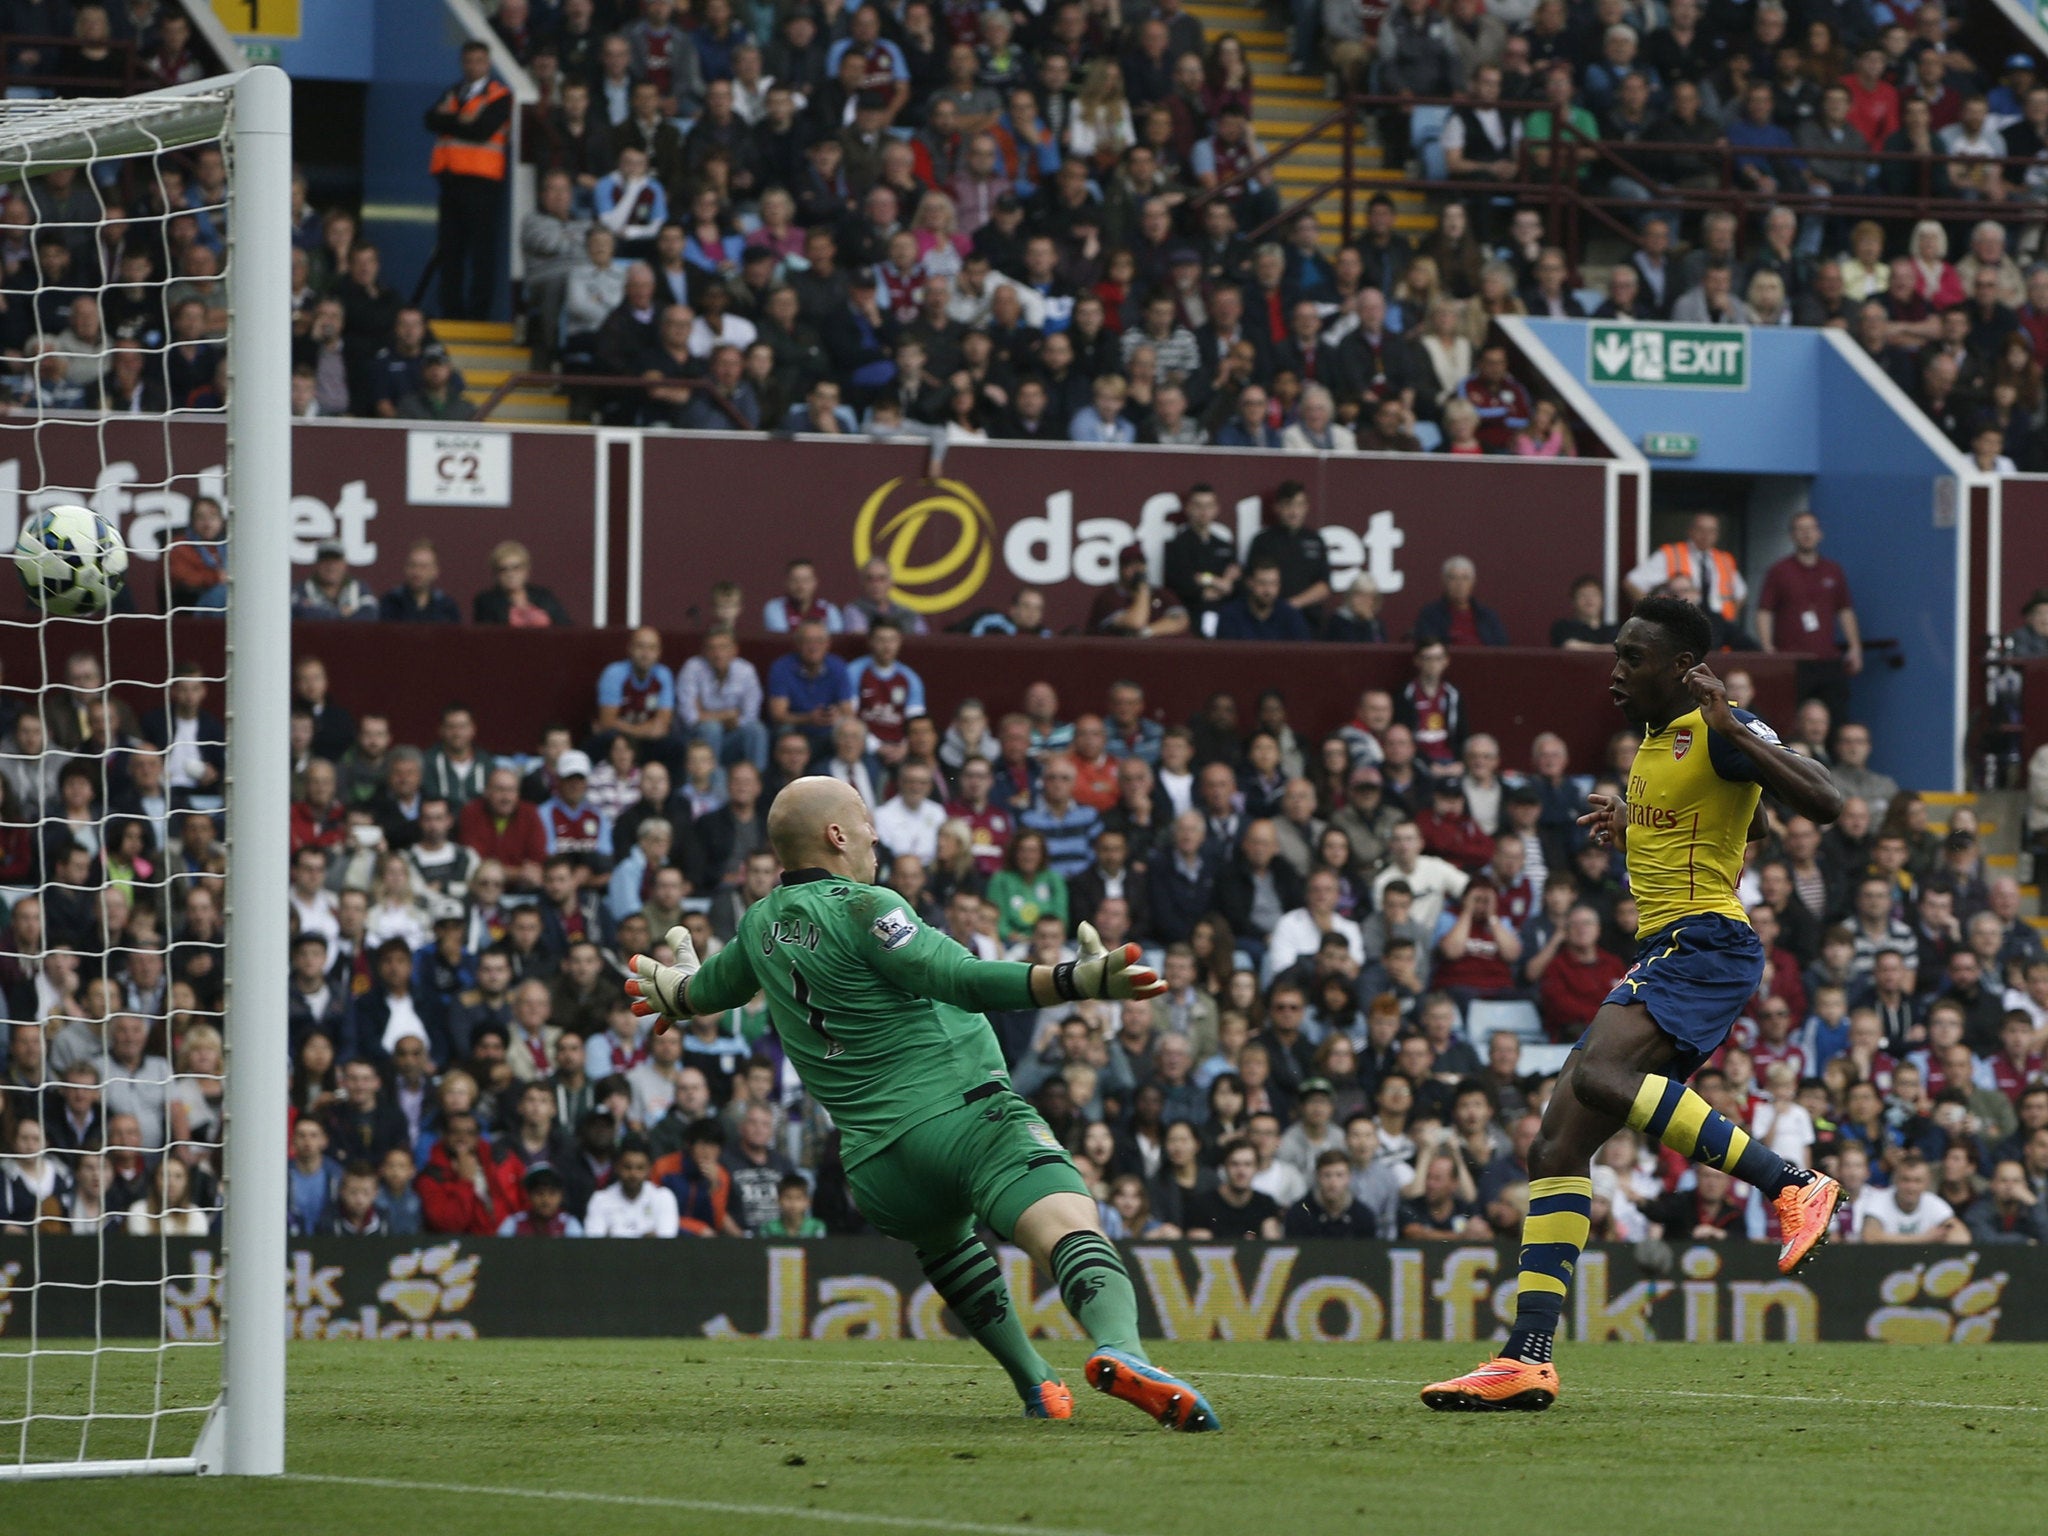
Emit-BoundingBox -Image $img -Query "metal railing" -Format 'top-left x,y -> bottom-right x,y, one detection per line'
1197,91 -> 2048,263
0,35 -> 147,98
476,369 -> 757,430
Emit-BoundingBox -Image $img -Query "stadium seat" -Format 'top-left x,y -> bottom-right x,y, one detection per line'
1466,998 -> 1545,1049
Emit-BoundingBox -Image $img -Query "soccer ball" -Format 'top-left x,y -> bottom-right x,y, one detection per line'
14,503 -> 128,617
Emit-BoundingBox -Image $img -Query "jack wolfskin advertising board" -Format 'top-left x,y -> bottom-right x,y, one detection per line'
1,1239 -> 2032,1344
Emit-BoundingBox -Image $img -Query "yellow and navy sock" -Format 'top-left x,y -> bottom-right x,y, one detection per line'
1627,1075 -> 1807,1197
917,1235 -> 1058,1399
1506,1175 -> 1591,1363
1049,1230 -> 1149,1363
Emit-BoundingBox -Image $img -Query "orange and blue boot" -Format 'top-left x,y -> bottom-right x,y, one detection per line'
1085,1348 -> 1220,1431
1420,1357 -> 1561,1412
1774,1173 -> 1845,1275
1022,1381 -> 1074,1420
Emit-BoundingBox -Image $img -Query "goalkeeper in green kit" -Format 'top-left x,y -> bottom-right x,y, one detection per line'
626,776 -> 1219,1431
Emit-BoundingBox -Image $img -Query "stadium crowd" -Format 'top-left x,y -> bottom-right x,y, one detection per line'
17,0 -> 2048,461
4,493 -> 2044,1249
466,0 -> 2048,462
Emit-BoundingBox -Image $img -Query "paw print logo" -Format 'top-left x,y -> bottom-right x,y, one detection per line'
376,1242 -> 481,1338
1867,1254 -> 2008,1344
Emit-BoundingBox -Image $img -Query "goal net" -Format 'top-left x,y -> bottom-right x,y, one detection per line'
0,70 -> 291,1480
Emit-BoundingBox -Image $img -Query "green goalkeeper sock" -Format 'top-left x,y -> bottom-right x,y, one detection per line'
917,1235 -> 1058,1399
1049,1230 -> 1149,1363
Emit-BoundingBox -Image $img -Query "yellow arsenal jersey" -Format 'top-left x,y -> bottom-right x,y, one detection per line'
1623,705 -> 1785,938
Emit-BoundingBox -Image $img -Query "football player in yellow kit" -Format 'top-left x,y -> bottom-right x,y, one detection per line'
1423,596 -> 1847,1412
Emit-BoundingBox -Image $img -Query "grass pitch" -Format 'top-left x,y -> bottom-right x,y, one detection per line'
4,1339 -> 2045,1535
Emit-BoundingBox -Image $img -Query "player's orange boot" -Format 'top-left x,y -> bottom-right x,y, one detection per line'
1085,1349 -> 1220,1431
1774,1173 -> 1845,1275
1420,1357 -> 1560,1412
1022,1381 -> 1073,1420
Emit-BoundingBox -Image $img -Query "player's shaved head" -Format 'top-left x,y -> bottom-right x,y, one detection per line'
766,775 -> 878,880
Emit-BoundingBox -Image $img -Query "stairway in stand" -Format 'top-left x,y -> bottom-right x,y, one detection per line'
434,318 -> 569,424
1183,0 -> 1430,241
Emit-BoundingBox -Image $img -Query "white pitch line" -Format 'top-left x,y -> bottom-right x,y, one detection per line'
723,1354 -> 2048,1415
284,1473 -> 1145,1536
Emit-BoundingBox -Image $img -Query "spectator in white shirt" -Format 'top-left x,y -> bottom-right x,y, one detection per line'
874,761 -> 947,863
1748,1061 -> 1814,1167
1265,868 -> 1366,980
1854,1154 -> 1968,1243
582,1138 -> 680,1237
1370,820 -> 1470,931
626,1026 -> 688,1128
290,845 -> 340,965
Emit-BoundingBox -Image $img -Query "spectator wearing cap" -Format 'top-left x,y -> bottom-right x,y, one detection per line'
499,1163 -> 585,1236
1087,545 -> 1191,637
292,541 -> 379,622
536,751 -> 612,869
395,346 -> 477,421
1411,556 -> 1509,647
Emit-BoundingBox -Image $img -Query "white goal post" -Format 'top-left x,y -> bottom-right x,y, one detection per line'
0,66 -> 291,1481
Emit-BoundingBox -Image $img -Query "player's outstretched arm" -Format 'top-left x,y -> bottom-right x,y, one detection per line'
862,892 -> 1163,1010
1685,663 -> 1845,825
1027,921 -> 1166,1006
627,925 -> 757,1032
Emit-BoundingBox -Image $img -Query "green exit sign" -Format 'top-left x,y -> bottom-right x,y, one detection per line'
1589,322 -> 1749,389
1641,432 -> 1700,458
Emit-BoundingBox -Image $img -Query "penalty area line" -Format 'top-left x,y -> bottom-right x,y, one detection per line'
727,1354 -> 2048,1415
283,1472 -> 1149,1536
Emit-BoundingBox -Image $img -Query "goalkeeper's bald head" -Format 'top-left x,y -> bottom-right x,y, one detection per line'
766,774 -> 878,881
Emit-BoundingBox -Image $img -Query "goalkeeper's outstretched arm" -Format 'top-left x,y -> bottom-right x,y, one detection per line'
626,909 -> 1162,1030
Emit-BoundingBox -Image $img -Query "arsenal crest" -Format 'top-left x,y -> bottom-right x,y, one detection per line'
1672,727 -> 1693,760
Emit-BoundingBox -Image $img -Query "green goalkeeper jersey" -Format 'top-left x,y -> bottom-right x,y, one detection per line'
684,868 -> 1040,1168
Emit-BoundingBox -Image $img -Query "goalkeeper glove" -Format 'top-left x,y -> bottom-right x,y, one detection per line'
625,925 -> 700,1034
1051,921 -> 1165,1003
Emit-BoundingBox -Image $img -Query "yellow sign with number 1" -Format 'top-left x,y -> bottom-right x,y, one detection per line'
208,0 -> 302,40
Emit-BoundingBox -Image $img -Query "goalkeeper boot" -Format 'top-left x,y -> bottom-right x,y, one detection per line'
1021,1381 -> 1074,1421
1420,1357 -> 1561,1412
1773,1172 -> 1845,1275
1085,1349 -> 1219,1432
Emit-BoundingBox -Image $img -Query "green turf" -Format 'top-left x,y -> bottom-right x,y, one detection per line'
1,1339 -> 2044,1534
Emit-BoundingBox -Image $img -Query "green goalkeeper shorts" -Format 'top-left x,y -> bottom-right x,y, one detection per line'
846,1084 -> 1090,1250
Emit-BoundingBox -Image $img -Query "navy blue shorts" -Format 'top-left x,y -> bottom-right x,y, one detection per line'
1586,913 -> 1766,1081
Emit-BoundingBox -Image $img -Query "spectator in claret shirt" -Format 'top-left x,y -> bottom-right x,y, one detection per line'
762,557 -> 844,633
1453,344 -> 1531,453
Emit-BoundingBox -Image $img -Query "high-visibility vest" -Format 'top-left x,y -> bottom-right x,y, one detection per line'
1662,541 -> 1741,620
429,78 -> 512,181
